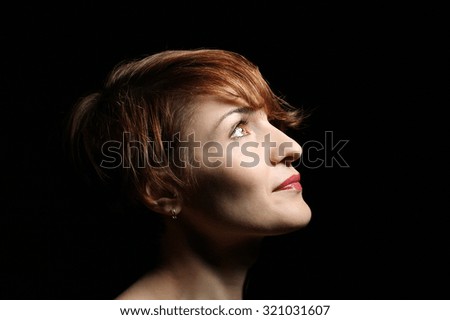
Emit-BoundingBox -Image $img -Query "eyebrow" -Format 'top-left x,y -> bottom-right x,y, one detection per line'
215,106 -> 253,128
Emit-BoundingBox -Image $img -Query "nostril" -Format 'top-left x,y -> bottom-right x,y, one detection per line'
286,149 -> 303,165
283,155 -> 297,167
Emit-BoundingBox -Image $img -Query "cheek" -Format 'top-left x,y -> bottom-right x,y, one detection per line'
202,167 -> 253,197
186,139 -> 273,216
227,141 -> 263,170
191,165 -> 268,211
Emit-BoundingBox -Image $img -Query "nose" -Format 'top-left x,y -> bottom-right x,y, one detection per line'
267,125 -> 302,166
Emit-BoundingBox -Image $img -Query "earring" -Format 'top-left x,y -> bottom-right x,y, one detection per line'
171,209 -> 178,220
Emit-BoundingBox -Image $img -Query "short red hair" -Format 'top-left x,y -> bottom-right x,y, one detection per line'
66,49 -> 304,206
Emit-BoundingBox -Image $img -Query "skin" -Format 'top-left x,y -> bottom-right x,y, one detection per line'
116,96 -> 311,300
183,96 -> 311,239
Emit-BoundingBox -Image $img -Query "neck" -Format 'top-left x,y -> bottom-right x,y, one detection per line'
156,220 -> 262,299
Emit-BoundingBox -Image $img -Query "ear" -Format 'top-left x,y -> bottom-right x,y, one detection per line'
142,187 -> 183,219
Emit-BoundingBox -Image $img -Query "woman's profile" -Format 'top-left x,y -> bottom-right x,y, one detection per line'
66,48 -> 311,299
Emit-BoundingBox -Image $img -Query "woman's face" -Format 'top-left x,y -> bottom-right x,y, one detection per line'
179,96 -> 311,239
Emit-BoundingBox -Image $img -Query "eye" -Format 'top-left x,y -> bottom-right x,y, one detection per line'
230,120 -> 250,139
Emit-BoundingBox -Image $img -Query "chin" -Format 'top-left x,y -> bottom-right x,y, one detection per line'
283,207 -> 312,230
266,210 -> 311,235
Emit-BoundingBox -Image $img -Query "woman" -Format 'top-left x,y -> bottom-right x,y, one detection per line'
66,48 -> 311,299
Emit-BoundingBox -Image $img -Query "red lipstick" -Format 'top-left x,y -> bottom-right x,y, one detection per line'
274,173 -> 302,192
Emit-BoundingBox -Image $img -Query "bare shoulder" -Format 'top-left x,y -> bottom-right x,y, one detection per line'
115,271 -> 179,300
115,285 -> 155,300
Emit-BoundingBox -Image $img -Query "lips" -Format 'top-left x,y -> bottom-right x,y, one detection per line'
274,173 -> 302,192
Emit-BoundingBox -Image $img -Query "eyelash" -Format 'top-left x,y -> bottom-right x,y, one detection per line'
230,120 -> 250,139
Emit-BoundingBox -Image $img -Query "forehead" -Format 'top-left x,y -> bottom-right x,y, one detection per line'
184,96 -> 246,139
191,95 -> 238,119
193,95 -> 242,114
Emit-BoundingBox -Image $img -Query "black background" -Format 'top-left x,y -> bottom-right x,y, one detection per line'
1,2 -> 448,299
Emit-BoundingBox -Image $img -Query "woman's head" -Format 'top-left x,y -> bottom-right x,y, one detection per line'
67,48 -> 310,236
